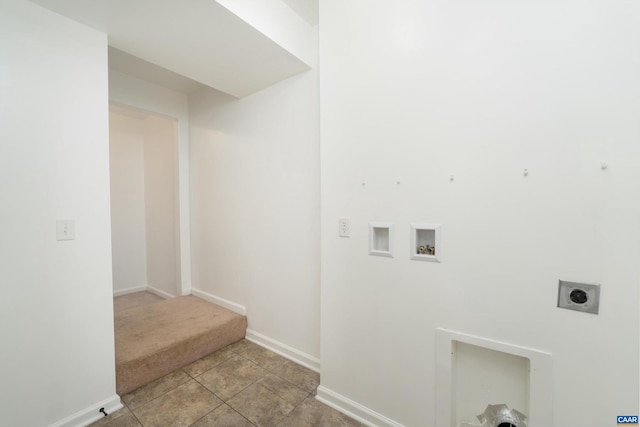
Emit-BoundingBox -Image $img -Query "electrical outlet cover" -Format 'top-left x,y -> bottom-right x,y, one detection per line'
338,217 -> 350,237
557,280 -> 600,315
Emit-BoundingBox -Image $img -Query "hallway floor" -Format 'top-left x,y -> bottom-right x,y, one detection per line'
93,333 -> 362,426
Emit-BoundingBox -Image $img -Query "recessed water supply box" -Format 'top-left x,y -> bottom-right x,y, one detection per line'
410,223 -> 441,262
369,222 -> 394,257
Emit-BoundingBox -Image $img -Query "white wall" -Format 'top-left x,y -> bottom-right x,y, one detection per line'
109,112 -> 147,293
0,1 -> 118,426
189,66 -> 320,363
144,115 -> 179,296
109,70 -> 192,296
319,1 -> 640,426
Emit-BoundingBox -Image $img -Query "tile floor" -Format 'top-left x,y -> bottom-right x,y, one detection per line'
91,339 -> 363,427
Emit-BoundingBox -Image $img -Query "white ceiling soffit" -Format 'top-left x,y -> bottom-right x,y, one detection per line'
281,0 -> 318,26
108,47 -> 206,94
29,0 -> 314,98
215,0 -> 314,65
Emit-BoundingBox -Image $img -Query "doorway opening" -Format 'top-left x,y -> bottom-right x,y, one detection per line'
109,104 -> 181,298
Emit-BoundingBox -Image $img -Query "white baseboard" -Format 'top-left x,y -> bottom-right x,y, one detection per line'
191,288 -> 246,316
187,290 -> 318,372
48,394 -> 122,427
113,285 -> 174,299
315,386 -> 404,427
113,286 -> 147,297
146,285 -> 175,299
245,329 -> 320,373
187,290 -> 319,373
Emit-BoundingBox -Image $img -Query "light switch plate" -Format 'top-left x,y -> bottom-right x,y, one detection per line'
56,220 -> 75,241
557,280 -> 600,314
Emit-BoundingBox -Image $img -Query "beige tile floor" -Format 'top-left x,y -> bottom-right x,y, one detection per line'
91,339 -> 364,427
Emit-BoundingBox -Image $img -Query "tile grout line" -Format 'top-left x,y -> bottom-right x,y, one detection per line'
123,373 -> 192,413
194,347 -> 307,424
225,403 -> 260,427
123,400 -> 146,427
183,401 -> 237,427
227,355 -> 315,402
182,347 -> 236,379
225,384 -> 297,427
185,407 -> 217,427
226,343 -> 319,393
190,367 -> 259,406
129,377 -> 226,427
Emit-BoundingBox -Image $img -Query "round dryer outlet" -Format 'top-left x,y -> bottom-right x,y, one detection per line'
557,280 -> 600,315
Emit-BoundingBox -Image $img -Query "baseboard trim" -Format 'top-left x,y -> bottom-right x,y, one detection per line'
113,285 -> 174,299
245,329 -> 320,373
48,394 -> 122,427
146,285 -> 175,300
315,386 -> 404,427
186,290 -> 319,373
191,288 -> 246,316
113,286 -> 147,297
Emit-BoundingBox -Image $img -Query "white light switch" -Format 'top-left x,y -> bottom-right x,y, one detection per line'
56,220 -> 75,241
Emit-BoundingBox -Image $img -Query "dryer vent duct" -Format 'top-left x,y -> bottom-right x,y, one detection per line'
459,404 -> 527,427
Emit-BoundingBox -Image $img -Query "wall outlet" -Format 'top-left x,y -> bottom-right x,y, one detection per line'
557,280 -> 600,314
338,217 -> 350,237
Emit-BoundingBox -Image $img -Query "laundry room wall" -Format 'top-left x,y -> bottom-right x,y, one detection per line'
319,1 -> 640,425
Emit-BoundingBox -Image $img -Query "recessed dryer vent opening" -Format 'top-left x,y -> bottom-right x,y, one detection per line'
459,404 -> 528,427
454,342 -> 530,426
435,329 -> 553,427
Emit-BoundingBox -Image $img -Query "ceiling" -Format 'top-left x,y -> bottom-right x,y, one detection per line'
30,0 -> 316,97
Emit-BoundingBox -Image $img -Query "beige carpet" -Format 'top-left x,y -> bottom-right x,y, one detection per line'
114,291 -> 164,313
115,295 -> 247,395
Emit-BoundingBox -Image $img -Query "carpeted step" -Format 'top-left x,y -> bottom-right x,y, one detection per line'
115,295 -> 246,395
